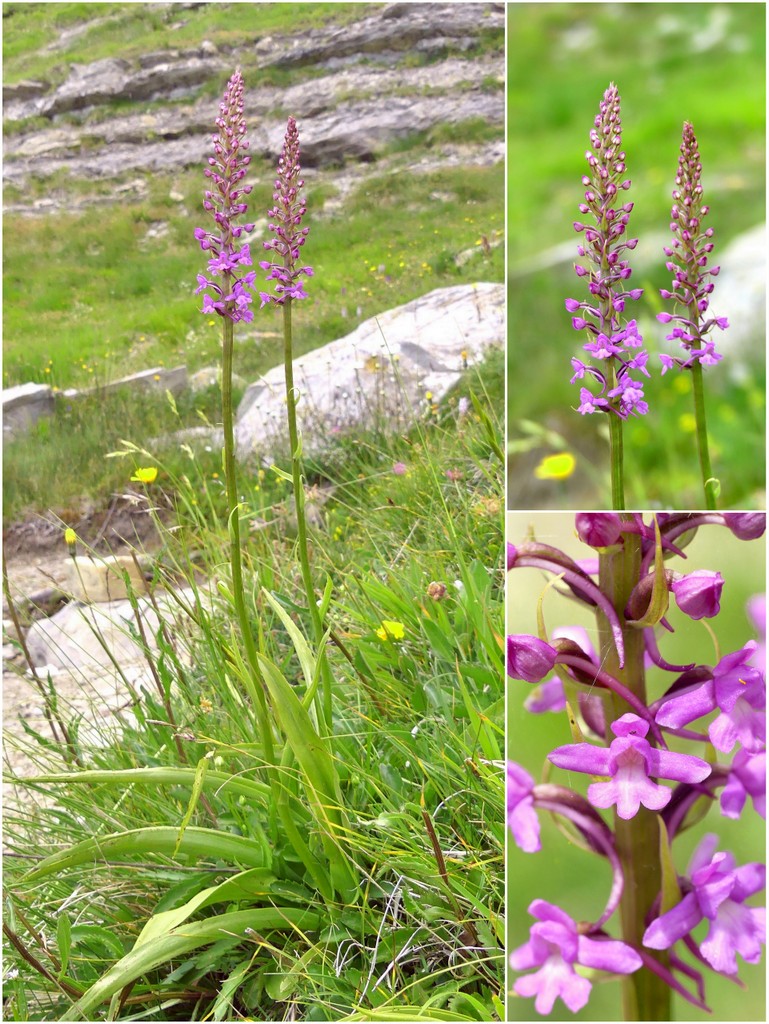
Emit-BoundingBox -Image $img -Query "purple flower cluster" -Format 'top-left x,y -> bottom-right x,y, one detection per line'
194,70 -> 257,323
658,122 -> 727,373
259,116 -> 314,307
507,513 -> 766,1015
567,83 -> 649,419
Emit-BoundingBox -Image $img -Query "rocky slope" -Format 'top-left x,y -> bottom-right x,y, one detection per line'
4,2 -> 504,212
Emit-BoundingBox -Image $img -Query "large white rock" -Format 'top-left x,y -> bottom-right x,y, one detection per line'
235,282 -> 503,458
25,588 -> 196,675
66,555 -> 149,604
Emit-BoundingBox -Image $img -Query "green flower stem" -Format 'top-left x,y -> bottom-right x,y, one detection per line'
690,356 -> 717,510
607,360 -> 625,510
608,409 -> 625,511
597,525 -> 671,1022
282,296 -> 333,731
221,310 -> 276,768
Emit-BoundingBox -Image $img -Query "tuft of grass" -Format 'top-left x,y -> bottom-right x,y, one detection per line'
4,353 -> 505,1022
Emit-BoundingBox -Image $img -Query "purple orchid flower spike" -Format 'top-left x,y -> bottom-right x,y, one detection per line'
549,713 -> 711,820
194,70 -> 256,323
259,116 -> 314,307
507,513 -> 766,1016
658,121 -> 725,508
643,834 -> 766,976
658,122 -> 727,373
510,899 -> 642,1015
566,84 -> 648,425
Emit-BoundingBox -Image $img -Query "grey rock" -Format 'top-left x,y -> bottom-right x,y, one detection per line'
259,2 -> 502,70
235,282 -> 503,459
3,3 -> 502,189
706,222 -> 765,371
2,382 -> 54,435
3,78 -> 50,102
49,57 -> 132,114
25,587 -> 197,675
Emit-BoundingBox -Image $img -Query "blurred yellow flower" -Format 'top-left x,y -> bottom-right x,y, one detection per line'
64,528 -> 77,546
130,467 -> 158,484
376,620 -> 405,641
534,452 -> 576,481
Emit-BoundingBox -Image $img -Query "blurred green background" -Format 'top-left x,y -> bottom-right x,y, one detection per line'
507,2 -> 766,510
506,512 -> 766,1021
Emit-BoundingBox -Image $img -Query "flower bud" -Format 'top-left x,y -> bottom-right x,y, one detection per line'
723,513 -> 766,541
671,570 -> 724,620
507,635 -> 558,682
575,512 -> 623,548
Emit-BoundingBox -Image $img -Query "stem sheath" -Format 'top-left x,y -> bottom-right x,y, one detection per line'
221,313 -> 276,767
597,525 -> 672,1021
690,358 -> 717,510
282,298 -> 333,731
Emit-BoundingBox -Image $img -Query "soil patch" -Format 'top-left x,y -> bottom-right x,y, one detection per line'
2,492 -> 171,561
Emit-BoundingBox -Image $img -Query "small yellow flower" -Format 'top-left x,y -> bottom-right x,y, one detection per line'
199,697 -> 213,714
534,452 -> 576,481
376,620 -> 405,641
64,528 -> 77,547
130,467 -> 158,484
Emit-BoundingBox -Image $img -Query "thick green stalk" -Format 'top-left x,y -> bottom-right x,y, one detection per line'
221,312 -> 276,767
597,526 -> 671,1021
690,357 -> 717,510
282,297 -> 333,730
608,409 -> 625,511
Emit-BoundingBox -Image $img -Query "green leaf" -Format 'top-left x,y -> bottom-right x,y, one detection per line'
213,958 -> 252,1021
62,907 -> 322,1021
173,752 -> 213,857
135,866 -> 275,949
421,615 -> 456,661
56,911 -> 71,978
657,817 -> 682,914
257,654 -> 358,900
262,588 -> 322,702
627,515 -> 669,628
10,766 -> 274,808
69,925 -> 126,962
454,665 -> 500,760
21,826 -> 268,884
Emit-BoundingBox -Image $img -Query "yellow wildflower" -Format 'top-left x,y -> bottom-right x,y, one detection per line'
534,453 -> 576,481
130,467 -> 158,484
376,620 -> 405,641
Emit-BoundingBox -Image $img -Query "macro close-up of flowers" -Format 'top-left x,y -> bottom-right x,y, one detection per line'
506,511 -> 766,1021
